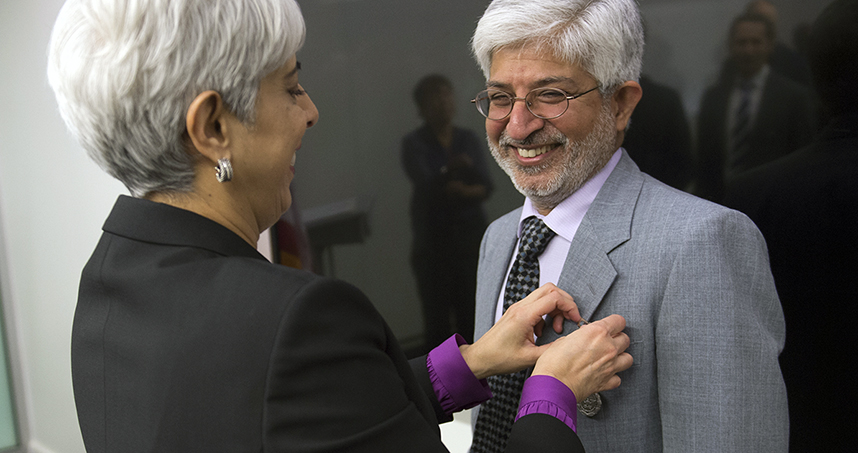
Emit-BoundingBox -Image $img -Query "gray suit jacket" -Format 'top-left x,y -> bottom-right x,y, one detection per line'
475,152 -> 788,452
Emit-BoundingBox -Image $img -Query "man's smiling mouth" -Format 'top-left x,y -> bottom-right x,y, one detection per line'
515,145 -> 553,158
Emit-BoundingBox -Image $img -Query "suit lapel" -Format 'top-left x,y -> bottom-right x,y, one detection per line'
540,152 -> 643,343
753,72 -> 780,136
713,84 -> 732,157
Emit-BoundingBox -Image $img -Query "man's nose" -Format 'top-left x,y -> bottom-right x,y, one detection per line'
504,100 -> 544,140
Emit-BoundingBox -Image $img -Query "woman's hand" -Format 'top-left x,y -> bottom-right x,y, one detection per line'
459,283 -> 581,379
532,314 -> 633,400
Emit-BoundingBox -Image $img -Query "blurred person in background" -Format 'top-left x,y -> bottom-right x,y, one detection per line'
402,74 -> 493,349
696,12 -> 814,202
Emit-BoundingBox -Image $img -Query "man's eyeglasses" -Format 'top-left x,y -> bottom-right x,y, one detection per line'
471,86 -> 600,121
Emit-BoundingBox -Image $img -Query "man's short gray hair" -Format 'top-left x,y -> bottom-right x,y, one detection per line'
47,0 -> 306,197
471,0 -> 644,94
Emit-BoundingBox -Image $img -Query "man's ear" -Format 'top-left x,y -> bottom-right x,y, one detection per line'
185,90 -> 232,162
611,81 -> 643,132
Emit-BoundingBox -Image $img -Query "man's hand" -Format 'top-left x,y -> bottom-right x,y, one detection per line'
459,283 -> 581,379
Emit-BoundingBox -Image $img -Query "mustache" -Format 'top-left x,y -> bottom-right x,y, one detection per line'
498,128 -> 569,148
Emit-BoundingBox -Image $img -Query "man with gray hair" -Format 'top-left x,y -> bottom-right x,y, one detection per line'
468,0 -> 788,451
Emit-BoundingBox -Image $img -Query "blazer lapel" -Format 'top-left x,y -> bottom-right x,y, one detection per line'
539,152 -> 643,343
713,84 -> 732,156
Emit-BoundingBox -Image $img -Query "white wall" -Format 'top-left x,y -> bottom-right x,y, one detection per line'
0,0 -> 832,451
0,1 -> 125,450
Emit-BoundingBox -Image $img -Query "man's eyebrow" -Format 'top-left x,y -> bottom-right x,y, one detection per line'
486,76 -> 579,90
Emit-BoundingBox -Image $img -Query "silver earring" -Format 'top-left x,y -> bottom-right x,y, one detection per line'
215,158 -> 233,183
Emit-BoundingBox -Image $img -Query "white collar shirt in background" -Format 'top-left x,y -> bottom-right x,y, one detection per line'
727,64 -> 770,151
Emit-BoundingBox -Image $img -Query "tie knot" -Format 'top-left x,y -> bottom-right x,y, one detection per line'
517,216 -> 556,261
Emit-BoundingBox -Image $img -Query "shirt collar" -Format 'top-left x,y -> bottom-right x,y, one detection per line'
518,148 -> 622,241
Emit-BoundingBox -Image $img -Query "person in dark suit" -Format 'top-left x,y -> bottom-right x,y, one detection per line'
724,1 -> 858,450
695,12 -> 815,202
46,0 -> 633,451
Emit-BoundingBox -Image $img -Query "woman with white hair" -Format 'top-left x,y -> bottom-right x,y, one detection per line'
47,0 -> 632,451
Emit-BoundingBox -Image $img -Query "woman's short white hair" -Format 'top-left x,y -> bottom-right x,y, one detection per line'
47,0 -> 306,197
471,0 -> 644,94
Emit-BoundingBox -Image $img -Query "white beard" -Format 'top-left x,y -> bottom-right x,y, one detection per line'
488,102 -> 617,212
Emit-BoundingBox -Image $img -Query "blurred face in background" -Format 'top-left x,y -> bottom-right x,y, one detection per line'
730,20 -> 774,78
420,84 -> 456,127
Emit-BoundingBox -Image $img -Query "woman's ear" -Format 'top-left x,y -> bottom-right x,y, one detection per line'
611,81 -> 643,132
185,90 -> 231,161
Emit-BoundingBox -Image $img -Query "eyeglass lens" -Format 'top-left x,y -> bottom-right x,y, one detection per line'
475,88 -> 570,120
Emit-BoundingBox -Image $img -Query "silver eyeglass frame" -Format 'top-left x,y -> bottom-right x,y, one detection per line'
471,86 -> 600,121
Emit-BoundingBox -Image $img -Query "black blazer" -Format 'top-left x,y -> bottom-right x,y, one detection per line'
695,70 -> 815,201
72,196 -> 584,452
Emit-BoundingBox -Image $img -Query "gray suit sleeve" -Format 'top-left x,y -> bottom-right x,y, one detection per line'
655,209 -> 788,452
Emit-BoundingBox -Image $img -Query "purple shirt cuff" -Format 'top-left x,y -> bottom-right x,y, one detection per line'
427,334 -> 492,414
516,375 -> 579,432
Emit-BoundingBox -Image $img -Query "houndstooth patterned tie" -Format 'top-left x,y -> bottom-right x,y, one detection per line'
471,216 -> 556,453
